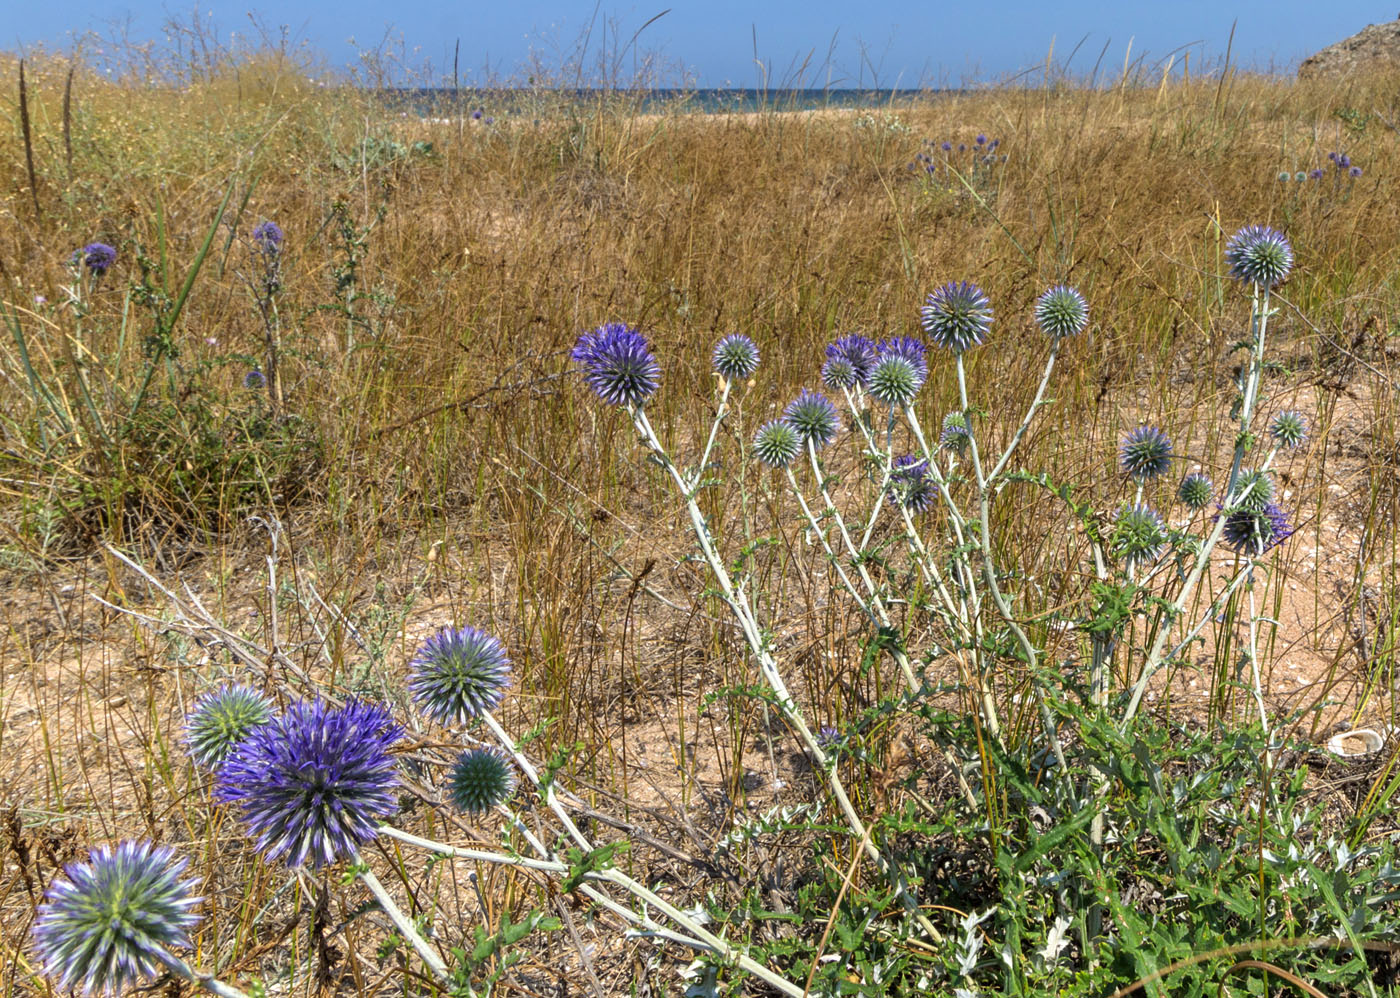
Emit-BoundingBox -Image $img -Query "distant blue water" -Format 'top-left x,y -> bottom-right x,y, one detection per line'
387,87 -> 940,117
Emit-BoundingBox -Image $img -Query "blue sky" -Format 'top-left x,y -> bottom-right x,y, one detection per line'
7,2 -> 1394,87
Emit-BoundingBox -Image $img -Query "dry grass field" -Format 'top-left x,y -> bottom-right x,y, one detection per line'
3,44 -> 1400,996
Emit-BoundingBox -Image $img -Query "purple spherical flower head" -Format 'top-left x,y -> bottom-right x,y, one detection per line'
32,840 -> 200,996
1034,285 -> 1089,338
244,369 -> 267,390
1225,225 -> 1292,287
217,699 -> 402,869
712,334 -> 760,381
1309,168 -> 1324,180
472,109 -> 483,120
251,221 -> 283,255
887,455 -> 938,513
920,281 -> 993,353
1350,166 -> 1363,178
958,143 -> 966,152
79,243 -> 117,276
940,140 -> 952,152
976,134 -> 987,145
1219,501 -> 1294,556
408,625 -> 512,725
824,334 -> 877,388
1120,426 -> 1172,480
484,116 -> 495,125
782,389 -> 840,449
572,322 -> 660,407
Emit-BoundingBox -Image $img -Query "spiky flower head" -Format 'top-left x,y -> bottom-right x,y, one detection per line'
1269,411 -> 1307,449
1112,504 -> 1168,567
782,390 -> 840,449
446,747 -> 517,814
243,369 -> 267,390
77,243 -> 117,276
32,840 -> 200,996
823,335 -> 877,389
572,323 -> 660,407
217,699 -> 402,869
939,411 -> 971,453
1232,468 -> 1275,511
753,420 -> 801,468
1225,225 -> 1293,288
876,336 -> 928,379
920,281 -> 993,353
186,684 -> 275,769
1177,472 -> 1214,512
1120,426 -> 1173,480
1219,502 -> 1294,556
409,626 -> 512,725
887,455 -> 938,513
867,354 -> 923,407
1034,285 -> 1089,339
712,334 -> 760,382
251,221 -> 284,255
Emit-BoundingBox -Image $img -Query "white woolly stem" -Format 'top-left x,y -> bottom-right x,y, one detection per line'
154,948 -> 252,998
354,856 -> 451,980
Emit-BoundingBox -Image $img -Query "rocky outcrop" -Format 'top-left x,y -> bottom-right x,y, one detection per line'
1299,17 -> 1400,79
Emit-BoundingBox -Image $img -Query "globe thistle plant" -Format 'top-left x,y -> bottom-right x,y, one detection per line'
823,335 -> 876,388
77,243 -> 117,276
887,455 -> 938,513
572,323 -> 660,407
919,281 -> 993,353
1269,410 -> 1307,449
1225,225 -> 1293,287
251,221 -> 284,255
447,747 -> 517,814
1219,502 -> 1294,556
243,369 -> 267,390
753,420 -> 801,468
712,334 -> 760,381
1034,285 -> 1089,338
782,390 -> 840,449
939,411 -> 971,453
186,684 -> 274,769
1112,504 -> 1168,567
409,626 -> 512,725
32,840 -> 200,996
217,699 -> 402,869
1177,472 -> 1214,512
1120,426 -> 1173,480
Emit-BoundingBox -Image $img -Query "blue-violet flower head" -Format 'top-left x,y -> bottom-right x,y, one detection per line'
782,390 -> 840,449
1219,502 -> 1294,556
572,323 -> 660,407
887,455 -> 938,513
1225,225 -> 1293,287
32,840 -> 200,996
216,699 -> 402,869
1034,285 -> 1089,338
251,221 -> 283,255
1120,426 -> 1173,480
920,281 -> 993,353
409,626 -> 512,725
79,243 -> 117,276
712,334 -> 760,381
